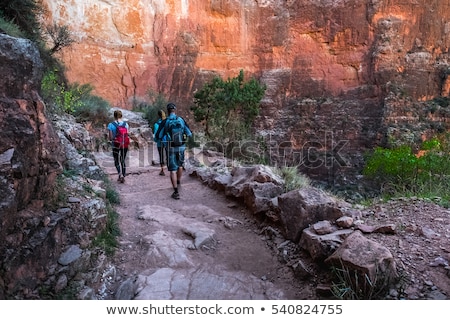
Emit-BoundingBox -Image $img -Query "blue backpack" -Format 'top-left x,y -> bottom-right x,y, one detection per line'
166,116 -> 186,147
154,120 -> 168,146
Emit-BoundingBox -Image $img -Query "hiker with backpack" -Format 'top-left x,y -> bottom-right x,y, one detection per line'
153,110 -> 168,176
155,103 -> 192,200
107,109 -> 130,183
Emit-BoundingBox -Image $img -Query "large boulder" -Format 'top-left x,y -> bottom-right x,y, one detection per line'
300,226 -> 353,261
325,231 -> 397,290
224,165 -> 284,216
277,187 -> 345,242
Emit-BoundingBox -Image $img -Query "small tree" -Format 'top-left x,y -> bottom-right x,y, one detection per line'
191,70 -> 266,142
44,23 -> 75,55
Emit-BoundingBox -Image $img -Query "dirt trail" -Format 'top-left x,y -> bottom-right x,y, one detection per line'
93,148 -> 316,300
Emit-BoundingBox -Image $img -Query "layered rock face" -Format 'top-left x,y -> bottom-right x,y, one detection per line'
0,34 -> 65,298
40,0 -> 450,184
0,35 -> 113,299
0,34 -> 64,222
41,0 -> 450,104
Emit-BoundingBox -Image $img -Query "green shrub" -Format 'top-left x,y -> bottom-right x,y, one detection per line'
432,96 -> 450,108
142,104 -> 162,127
92,176 -> 121,255
330,260 -> 395,300
191,70 -> 266,143
363,136 -> 450,202
105,183 -> 120,205
72,94 -> 110,126
41,70 -> 109,121
0,0 -> 41,40
41,69 -> 69,113
92,204 -> 120,256
363,145 -> 418,189
132,90 -> 168,125
275,166 -> 311,192
0,14 -> 26,38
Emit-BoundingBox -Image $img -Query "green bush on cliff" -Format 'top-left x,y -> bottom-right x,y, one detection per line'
132,89 -> 168,125
363,135 -> 450,205
0,0 -> 41,40
191,70 -> 266,143
71,94 -> 110,126
0,14 -> 26,38
41,69 -> 68,112
41,69 -> 110,125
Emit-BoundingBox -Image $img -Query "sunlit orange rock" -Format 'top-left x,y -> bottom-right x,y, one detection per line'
39,0 -> 450,109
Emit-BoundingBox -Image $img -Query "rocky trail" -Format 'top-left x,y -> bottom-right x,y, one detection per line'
87,109 -> 450,301
93,148 -> 317,300
92,144 -> 450,301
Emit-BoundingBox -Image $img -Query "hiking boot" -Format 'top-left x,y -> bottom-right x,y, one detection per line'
171,191 -> 180,200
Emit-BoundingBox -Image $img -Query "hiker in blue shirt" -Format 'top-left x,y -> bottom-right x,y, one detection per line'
156,103 -> 192,200
153,110 -> 168,176
107,110 -> 130,183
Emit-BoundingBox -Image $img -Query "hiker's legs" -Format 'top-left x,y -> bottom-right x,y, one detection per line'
119,148 -> 128,177
112,148 -> 121,176
165,147 -> 169,173
170,150 -> 184,191
167,149 -> 184,199
170,167 -> 183,188
157,146 -> 165,165
170,170 -> 178,189
157,146 -> 165,174
176,167 -> 183,184
176,150 -> 185,184
167,150 -> 178,189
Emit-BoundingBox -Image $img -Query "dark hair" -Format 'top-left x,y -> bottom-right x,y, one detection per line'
113,110 -> 123,120
166,103 -> 176,111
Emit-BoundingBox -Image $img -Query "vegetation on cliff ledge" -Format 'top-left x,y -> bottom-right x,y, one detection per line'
363,134 -> 450,207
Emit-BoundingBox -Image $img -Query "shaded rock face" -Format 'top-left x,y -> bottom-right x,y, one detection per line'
0,35 -> 44,99
0,34 -> 69,298
0,34 -> 64,219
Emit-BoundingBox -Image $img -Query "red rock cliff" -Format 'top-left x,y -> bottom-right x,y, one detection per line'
40,0 -> 450,107
0,34 -> 64,218
40,0 -> 450,187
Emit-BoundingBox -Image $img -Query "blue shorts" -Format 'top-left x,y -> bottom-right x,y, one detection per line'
167,149 -> 185,171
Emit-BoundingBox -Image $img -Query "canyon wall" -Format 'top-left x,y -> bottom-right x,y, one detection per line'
0,34 -> 111,299
40,0 -> 450,186
40,0 -> 450,105
0,34 -> 64,220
